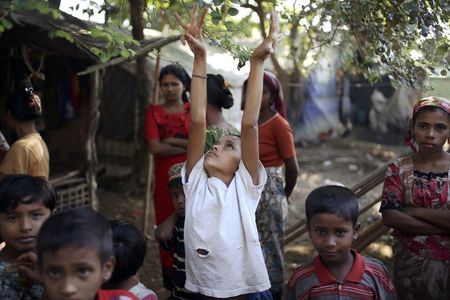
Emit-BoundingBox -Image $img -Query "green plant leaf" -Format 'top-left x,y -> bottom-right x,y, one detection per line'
0,18 -> 13,30
227,7 -> 239,16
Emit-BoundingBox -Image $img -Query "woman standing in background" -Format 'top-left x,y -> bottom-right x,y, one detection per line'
144,64 -> 191,290
243,71 -> 299,299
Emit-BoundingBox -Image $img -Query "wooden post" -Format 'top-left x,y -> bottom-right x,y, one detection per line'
142,50 -> 161,241
86,70 -> 102,210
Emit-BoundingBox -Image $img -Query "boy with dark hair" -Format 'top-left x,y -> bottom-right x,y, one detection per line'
0,174 -> 56,300
155,163 -> 199,300
36,207 -> 139,300
287,185 -> 396,300
103,220 -> 157,300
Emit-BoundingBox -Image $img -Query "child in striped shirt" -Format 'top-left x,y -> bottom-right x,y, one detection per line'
287,185 -> 396,300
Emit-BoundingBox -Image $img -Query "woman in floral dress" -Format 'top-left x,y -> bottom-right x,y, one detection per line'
380,96 -> 450,299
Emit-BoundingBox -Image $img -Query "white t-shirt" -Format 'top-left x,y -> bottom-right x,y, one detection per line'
182,156 -> 271,297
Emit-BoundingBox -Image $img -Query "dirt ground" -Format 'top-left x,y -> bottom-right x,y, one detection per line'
97,127 -> 408,298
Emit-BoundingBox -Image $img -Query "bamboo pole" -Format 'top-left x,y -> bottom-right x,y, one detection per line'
143,50 -> 161,241
78,36 -> 180,76
353,219 -> 391,252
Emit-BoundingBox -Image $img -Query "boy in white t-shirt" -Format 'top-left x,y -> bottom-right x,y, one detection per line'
176,4 -> 279,299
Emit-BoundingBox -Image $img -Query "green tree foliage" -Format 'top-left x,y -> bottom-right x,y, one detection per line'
2,0 -> 449,84
127,0 -> 449,84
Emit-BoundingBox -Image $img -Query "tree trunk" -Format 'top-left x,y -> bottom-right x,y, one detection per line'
129,0 -> 150,191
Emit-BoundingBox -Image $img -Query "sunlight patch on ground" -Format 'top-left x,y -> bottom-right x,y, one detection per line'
366,242 -> 393,259
285,244 -> 315,255
298,173 -> 324,186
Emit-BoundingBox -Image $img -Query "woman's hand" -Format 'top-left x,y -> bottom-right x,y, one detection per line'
251,10 -> 279,62
175,3 -> 208,57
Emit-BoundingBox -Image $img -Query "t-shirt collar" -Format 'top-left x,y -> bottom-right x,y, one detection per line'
313,249 -> 364,285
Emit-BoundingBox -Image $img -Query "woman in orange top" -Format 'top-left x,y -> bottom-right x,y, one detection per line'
243,71 -> 299,300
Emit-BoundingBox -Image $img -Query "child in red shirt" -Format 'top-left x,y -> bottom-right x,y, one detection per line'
36,208 -> 139,300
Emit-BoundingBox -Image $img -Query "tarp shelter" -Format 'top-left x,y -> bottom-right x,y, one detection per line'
0,8 -> 178,209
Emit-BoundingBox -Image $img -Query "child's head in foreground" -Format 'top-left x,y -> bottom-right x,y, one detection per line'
169,163 -> 186,217
305,185 -> 359,265
103,219 -> 146,289
0,174 -> 56,259
37,207 -> 114,300
204,135 -> 241,179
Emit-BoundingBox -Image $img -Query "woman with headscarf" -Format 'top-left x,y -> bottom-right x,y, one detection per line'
380,96 -> 450,299
242,70 -> 299,300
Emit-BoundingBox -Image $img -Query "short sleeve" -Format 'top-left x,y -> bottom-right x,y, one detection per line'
365,258 -> 397,300
0,143 -> 29,175
144,105 -> 160,141
236,160 -> 267,201
380,162 -> 404,211
274,117 -> 296,160
182,156 -> 207,199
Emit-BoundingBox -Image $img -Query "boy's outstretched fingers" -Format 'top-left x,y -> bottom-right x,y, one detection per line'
268,10 -> 280,44
175,3 -> 208,47
251,10 -> 280,61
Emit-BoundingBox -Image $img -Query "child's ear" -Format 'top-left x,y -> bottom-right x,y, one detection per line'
353,223 -> 361,239
101,256 -> 115,282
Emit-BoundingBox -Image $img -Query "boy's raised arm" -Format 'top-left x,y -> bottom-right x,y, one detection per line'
241,11 -> 279,184
176,4 -> 208,177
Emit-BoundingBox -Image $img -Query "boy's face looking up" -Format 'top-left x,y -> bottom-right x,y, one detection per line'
170,185 -> 185,217
0,200 -> 51,259
307,213 -> 358,267
204,135 -> 241,178
40,245 -> 114,300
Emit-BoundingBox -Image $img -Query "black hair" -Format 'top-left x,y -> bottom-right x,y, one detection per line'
207,74 -> 233,110
413,106 -> 450,126
305,185 -> 358,226
106,220 -> 146,285
6,84 -> 42,121
159,64 -> 191,102
37,207 -> 113,265
0,175 -> 57,213
168,177 -> 182,189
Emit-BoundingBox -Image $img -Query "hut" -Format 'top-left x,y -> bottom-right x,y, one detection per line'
0,8 -> 178,209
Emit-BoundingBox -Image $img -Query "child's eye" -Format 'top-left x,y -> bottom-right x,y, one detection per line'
6,215 -> 17,221
31,213 -> 44,219
315,229 -> 325,236
336,230 -> 347,237
225,143 -> 234,149
47,268 -> 62,279
77,267 -> 92,278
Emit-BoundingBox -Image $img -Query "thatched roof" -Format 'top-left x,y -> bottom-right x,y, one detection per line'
0,8 -> 179,65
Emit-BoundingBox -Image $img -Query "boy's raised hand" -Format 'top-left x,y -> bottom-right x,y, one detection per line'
175,3 -> 208,56
251,10 -> 279,62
